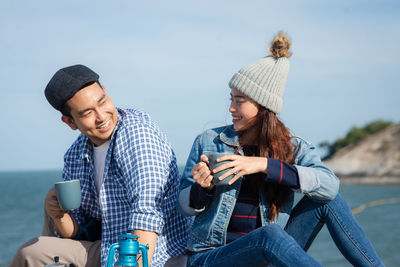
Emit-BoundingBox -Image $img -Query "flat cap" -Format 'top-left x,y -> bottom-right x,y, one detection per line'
45,64 -> 99,111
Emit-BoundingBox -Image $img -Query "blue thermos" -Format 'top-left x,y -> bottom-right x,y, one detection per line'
106,229 -> 149,267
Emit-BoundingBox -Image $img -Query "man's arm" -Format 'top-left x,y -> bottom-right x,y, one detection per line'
134,229 -> 158,266
122,121 -> 177,264
45,187 -> 79,238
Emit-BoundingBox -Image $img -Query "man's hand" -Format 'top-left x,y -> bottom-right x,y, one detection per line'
45,187 -> 67,220
44,186 -> 79,238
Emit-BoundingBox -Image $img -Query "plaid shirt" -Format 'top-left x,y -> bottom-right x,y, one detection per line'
62,108 -> 190,266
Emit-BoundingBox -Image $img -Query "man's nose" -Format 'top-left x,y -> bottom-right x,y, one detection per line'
96,109 -> 107,121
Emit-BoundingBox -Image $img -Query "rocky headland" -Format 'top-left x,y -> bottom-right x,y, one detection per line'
323,124 -> 400,184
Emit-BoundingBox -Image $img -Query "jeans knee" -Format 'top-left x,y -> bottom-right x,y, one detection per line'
326,193 -> 350,212
258,224 -> 286,242
254,224 -> 299,263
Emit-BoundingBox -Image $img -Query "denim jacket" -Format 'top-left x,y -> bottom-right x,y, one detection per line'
177,125 -> 339,252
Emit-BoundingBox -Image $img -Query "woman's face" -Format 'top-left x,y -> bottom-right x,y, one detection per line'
229,88 -> 260,131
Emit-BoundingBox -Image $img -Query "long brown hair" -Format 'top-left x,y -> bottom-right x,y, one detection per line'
239,107 -> 297,221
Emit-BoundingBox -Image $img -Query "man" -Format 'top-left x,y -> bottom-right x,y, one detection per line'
10,64 -> 190,266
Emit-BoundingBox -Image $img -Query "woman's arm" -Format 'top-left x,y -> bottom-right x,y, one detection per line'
294,138 -> 340,202
208,138 -> 338,203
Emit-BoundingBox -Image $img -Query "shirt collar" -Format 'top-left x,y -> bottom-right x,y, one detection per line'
110,108 -> 125,140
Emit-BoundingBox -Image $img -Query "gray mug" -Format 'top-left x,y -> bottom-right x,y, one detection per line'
54,179 -> 81,211
206,152 -> 237,186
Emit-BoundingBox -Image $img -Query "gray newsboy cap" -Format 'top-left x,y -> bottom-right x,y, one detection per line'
45,64 -> 99,111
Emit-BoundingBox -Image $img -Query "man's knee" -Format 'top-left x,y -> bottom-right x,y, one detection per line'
10,235 -> 99,267
10,237 -> 43,267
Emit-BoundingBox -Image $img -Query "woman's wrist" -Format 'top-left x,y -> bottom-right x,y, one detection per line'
203,184 -> 216,194
260,157 -> 269,174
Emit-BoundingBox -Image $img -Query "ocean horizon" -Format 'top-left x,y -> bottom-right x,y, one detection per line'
1,170 -> 399,266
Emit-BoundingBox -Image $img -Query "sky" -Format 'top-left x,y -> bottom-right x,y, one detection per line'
0,0 -> 399,171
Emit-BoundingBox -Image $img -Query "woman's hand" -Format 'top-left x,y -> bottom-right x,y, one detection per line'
191,154 -> 215,191
213,155 -> 268,185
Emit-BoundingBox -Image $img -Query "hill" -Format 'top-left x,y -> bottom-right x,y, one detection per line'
323,124 -> 400,184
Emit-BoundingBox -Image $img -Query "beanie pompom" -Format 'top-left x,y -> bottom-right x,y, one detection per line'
269,32 -> 292,59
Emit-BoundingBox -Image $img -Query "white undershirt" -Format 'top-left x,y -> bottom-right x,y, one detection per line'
93,140 -> 111,195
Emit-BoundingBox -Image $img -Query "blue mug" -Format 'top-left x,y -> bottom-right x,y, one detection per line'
55,179 -> 81,211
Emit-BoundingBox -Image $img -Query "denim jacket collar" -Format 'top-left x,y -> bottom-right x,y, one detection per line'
218,125 -> 240,147
218,125 -> 246,155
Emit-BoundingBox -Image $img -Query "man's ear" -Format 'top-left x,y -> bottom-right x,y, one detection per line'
61,115 -> 78,130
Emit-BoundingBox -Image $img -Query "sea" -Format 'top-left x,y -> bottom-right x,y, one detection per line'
0,170 -> 399,267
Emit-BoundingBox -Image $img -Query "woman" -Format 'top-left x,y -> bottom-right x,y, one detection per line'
177,33 -> 384,266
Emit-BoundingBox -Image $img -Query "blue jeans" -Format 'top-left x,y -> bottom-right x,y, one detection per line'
188,194 -> 384,267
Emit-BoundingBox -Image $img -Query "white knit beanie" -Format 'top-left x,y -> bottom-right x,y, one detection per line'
228,33 -> 292,114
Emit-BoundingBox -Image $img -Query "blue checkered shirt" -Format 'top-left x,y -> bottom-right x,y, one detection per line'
61,108 -> 190,266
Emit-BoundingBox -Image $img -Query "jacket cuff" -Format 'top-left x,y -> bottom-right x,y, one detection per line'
189,183 -> 214,209
294,165 -> 321,193
178,186 -> 205,216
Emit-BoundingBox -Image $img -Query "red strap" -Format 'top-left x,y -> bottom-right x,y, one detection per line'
231,215 -> 257,218
278,160 -> 283,184
234,232 -> 248,235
